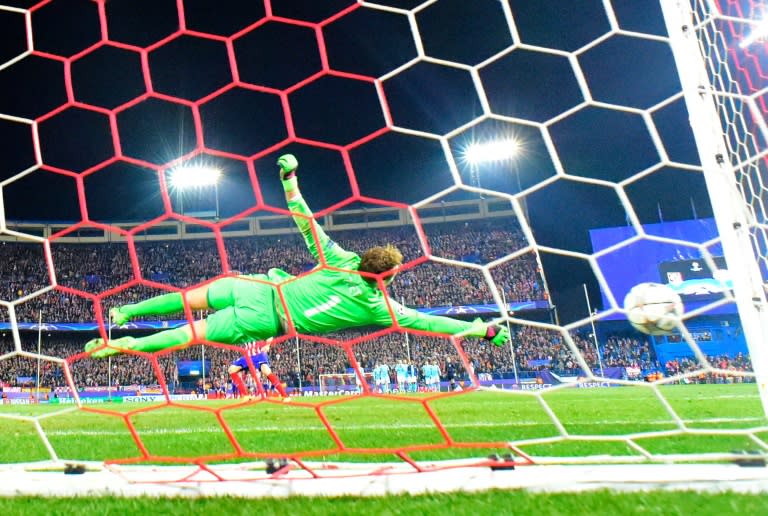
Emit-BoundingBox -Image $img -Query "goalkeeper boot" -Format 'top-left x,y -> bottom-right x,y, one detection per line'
109,306 -> 131,326
84,338 -> 102,354
84,337 -> 136,358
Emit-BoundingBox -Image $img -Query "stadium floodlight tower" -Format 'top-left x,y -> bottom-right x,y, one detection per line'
168,164 -> 222,390
169,165 -> 222,219
463,137 -> 525,382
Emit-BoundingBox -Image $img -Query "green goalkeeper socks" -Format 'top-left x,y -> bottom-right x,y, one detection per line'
120,292 -> 185,320
130,326 -> 192,353
87,326 -> 199,357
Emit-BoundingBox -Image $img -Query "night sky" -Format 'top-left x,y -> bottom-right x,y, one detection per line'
0,0 -> 722,322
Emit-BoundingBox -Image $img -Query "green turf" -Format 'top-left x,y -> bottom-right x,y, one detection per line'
0,384 -> 765,465
1,419 -> 50,463
1,490 -> 766,515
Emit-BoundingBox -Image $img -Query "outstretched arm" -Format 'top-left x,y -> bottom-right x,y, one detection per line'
278,154 -> 357,267
375,299 -> 511,346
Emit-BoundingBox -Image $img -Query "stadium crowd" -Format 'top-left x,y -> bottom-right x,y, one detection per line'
664,353 -> 753,383
0,220 -> 543,324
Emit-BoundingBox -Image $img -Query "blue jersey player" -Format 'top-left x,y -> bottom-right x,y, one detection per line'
228,338 -> 290,400
421,363 -> 431,391
423,362 -> 440,392
374,363 -> 390,393
406,362 -> 418,392
395,361 -> 407,392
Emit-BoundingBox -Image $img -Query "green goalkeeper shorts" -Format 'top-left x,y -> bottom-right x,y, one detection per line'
205,275 -> 282,344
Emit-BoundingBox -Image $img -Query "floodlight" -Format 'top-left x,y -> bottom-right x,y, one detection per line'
464,138 -> 520,165
169,166 -> 221,189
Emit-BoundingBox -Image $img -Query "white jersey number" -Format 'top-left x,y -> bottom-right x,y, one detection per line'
304,295 -> 342,318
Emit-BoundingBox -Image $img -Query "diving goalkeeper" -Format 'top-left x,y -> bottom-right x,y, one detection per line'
84,154 -> 510,358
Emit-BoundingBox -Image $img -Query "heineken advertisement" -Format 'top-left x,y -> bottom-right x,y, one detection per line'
49,396 -> 123,404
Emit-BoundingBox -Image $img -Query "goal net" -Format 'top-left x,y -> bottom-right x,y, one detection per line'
0,0 -> 767,494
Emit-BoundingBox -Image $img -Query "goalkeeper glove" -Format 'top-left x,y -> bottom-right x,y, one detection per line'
483,323 -> 510,346
277,154 -> 298,180
470,318 -> 510,346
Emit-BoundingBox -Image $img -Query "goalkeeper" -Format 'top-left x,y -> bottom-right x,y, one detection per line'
85,154 -> 510,358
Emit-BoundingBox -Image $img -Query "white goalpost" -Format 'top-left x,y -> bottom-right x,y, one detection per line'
659,0 -> 768,417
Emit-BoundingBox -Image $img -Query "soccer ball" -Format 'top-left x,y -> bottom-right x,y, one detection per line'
623,282 -> 684,335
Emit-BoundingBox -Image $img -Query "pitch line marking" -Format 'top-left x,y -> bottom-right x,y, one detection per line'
42,416 -> 766,437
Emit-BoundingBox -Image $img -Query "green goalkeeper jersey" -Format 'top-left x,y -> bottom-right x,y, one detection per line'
268,195 -> 479,337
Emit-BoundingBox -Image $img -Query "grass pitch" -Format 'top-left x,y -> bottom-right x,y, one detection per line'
2,490 -> 768,516
2,383 -> 766,466
2,384 -> 767,512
